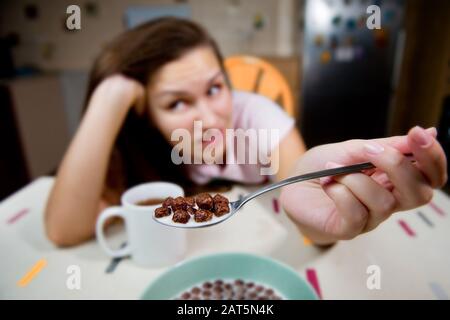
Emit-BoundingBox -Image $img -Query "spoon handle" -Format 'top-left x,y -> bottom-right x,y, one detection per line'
238,154 -> 414,208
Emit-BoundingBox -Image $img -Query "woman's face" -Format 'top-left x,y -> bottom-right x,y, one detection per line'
147,46 -> 232,164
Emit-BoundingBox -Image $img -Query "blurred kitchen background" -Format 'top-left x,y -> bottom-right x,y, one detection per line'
1,0 -> 449,200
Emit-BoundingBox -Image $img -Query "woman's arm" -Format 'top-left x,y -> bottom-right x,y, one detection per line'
274,127 -> 307,181
45,75 -> 144,247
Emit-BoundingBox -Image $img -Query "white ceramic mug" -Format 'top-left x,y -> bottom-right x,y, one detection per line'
96,182 -> 187,268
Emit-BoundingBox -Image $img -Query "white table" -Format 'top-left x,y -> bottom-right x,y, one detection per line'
1,177 -> 449,299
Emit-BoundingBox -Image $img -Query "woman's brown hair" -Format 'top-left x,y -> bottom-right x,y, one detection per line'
83,17 -> 232,203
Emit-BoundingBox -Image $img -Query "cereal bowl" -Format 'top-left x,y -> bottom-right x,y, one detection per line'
140,252 -> 318,300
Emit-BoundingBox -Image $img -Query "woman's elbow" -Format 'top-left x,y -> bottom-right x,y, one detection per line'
45,218 -> 71,247
44,209 -> 86,248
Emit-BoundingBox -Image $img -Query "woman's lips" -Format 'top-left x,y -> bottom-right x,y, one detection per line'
202,138 -> 215,147
201,128 -> 225,147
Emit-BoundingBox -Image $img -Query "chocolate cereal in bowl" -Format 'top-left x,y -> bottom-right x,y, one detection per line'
140,253 -> 318,300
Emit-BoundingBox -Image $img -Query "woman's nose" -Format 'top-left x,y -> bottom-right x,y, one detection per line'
196,100 -> 219,128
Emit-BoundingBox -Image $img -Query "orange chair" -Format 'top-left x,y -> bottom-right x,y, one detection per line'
224,55 -> 296,117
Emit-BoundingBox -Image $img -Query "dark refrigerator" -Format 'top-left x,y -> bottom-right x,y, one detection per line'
300,0 -> 406,147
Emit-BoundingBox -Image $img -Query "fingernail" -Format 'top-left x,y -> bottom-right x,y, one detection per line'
364,142 -> 384,155
426,127 -> 437,138
412,126 -> 432,148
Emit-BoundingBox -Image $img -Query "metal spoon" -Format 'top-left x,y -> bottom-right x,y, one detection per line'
153,155 -> 414,228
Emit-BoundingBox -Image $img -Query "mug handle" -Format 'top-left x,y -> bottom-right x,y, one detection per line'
96,206 -> 131,258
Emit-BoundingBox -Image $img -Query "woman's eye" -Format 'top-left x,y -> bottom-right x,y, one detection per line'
207,84 -> 221,97
168,100 -> 186,111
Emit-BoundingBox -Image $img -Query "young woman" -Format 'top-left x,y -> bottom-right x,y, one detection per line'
45,18 -> 447,247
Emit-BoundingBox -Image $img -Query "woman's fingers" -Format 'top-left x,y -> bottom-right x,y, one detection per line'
321,178 -> 369,239
303,127 -> 445,242
340,127 -> 437,164
364,141 -> 433,210
370,170 -> 394,191
375,127 -> 437,151
326,162 -> 397,232
373,127 -> 437,154
407,126 -> 448,188
316,126 -> 445,240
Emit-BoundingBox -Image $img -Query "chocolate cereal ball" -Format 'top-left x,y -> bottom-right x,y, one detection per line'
172,196 -> 188,210
213,194 -> 229,204
162,197 -> 174,208
181,292 -> 191,299
214,202 -> 230,217
185,196 -> 195,207
195,193 -> 214,210
154,207 -> 170,218
213,194 -> 230,217
194,209 -> 213,222
172,209 -> 190,224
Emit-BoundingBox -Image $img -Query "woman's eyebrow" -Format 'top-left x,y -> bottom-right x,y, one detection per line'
156,70 -> 224,98
206,70 -> 224,86
156,89 -> 189,98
